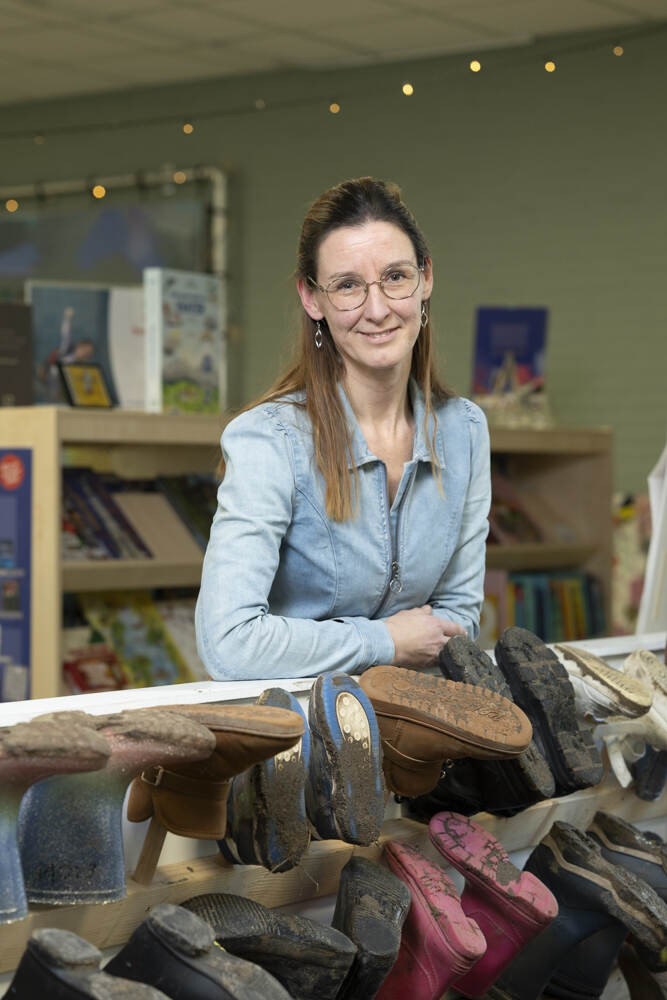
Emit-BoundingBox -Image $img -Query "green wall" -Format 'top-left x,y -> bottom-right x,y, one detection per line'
1,27 -> 666,492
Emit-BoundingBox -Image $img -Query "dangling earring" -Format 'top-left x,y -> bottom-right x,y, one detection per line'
421,302 -> 428,329
314,321 -> 323,349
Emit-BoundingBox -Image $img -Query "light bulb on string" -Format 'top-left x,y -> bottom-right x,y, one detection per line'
402,82 -> 414,96
182,122 -> 194,134
613,45 -> 624,56
329,102 -> 340,114
545,60 -> 556,72
470,60 -> 482,73
91,184 -> 106,200
5,199 -> 18,213
173,171 -> 187,184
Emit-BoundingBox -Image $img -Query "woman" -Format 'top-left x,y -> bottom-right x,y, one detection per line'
196,177 -> 491,681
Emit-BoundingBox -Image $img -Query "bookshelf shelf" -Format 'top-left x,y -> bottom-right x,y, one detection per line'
486,542 -> 597,572
0,408 -> 613,699
62,558 -> 204,592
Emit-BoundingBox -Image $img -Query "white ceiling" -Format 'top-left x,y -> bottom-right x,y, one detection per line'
0,0 -> 664,105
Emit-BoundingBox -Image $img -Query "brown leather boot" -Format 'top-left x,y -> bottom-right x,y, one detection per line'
126,703 -> 305,839
358,664 -> 532,796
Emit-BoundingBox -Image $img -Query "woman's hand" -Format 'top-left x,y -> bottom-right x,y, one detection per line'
384,605 -> 467,669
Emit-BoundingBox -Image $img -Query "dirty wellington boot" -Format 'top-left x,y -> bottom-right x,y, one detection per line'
331,855 -> 411,1000
553,644 -> 653,721
617,940 -> 667,1000
6,928 -> 169,998
18,710 -> 214,905
181,892 -> 357,1000
126,701 -> 305,842
494,627 -> 604,794
105,903 -> 292,999
588,811 -> 667,899
359,664 -> 532,798
428,811 -> 558,998
306,673 -> 385,845
376,838 -> 486,1000
0,715 -> 110,924
219,689 -> 311,872
488,821 -> 667,1000
439,635 -> 556,805
545,923 -> 633,1000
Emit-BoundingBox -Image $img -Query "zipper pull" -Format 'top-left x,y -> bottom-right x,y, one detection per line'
389,561 -> 403,594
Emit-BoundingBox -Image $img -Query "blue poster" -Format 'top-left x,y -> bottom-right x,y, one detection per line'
0,449 -> 31,702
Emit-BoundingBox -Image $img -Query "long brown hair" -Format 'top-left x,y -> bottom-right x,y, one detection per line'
221,177 -> 454,520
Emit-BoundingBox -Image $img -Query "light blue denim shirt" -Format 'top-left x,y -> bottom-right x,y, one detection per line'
196,382 -> 491,681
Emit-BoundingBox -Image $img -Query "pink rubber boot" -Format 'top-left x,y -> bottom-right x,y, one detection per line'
376,839 -> 486,1000
429,810 -> 558,998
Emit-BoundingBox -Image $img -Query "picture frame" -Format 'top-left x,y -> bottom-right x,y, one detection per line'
57,361 -> 114,408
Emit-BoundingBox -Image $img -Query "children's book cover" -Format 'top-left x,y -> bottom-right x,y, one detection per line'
144,268 -> 225,414
472,307 -> 548,396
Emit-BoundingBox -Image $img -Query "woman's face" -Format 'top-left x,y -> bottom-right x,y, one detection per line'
297,220 -> 433,383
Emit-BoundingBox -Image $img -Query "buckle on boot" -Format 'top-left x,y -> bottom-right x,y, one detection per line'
140,766 -> 164,787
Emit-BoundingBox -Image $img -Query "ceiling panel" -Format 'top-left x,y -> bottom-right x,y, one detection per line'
0,0 -> 662,105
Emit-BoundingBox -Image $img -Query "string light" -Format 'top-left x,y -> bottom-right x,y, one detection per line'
254,98 -> 266,110
173,170 -> 187,184
5,199 -> 18,212
545,60 -> 556,72
402,82 -> 414,96
33,135 -> 45,145
182,122 -> 194,134
613,45 -> 624,56
329,102 -> 340,114
91,184 -> 106,199
470,60 -> 482,72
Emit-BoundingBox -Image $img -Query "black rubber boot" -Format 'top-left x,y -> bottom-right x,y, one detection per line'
7,928 -> 168,998
487,821 -> 667,1000
494,627 -> 604,794
588,811 -> 667,899
439,634 -> 556,806
105,903 -> 292,998
332,856 -> 410,999
545,924 -> 628,999
182,892 -> 357,1000
633,746 -> 667,801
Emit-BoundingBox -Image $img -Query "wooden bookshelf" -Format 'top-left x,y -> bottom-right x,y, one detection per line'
0,410 -> 613,699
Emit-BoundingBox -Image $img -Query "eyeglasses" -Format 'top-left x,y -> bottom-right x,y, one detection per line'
309,263 -> 423,311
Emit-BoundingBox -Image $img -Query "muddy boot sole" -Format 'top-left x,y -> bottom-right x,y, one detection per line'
220,689 -> 310,871
307,674 -> 385,845
7,928 -> 168,998
182,892 -> 357,1000
333,855 -> 411,1000
440,636 -> 555,801
495,627 -> 604,794
105,903 -> 292,999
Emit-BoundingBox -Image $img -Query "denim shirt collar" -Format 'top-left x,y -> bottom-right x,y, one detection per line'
338,378 -> 437,470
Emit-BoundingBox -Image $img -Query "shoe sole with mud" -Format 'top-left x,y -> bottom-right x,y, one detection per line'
494,627 -> 604,794
308,674 -> 385,845
440,636 -> 555,801
181,891 -> 356,1000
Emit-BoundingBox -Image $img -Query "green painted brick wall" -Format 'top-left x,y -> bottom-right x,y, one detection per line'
1,28 -> 665,492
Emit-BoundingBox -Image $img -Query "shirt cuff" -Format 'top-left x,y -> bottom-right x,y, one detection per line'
346,617 -> 395,671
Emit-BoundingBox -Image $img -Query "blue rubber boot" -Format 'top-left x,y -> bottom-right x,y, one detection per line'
219,688 -> 311,872
306,673 -> 385,844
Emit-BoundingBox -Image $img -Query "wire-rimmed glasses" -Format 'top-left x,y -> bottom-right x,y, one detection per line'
308,263 -> 423,311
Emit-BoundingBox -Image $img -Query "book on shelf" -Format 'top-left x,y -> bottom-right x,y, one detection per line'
62,468 -> 152,560
480,568 -> 605,644
63,625 -> 128,694
75,591 -> 197,687
143,268 -> 225,415
155,474 -> 218,550
26,281 -> 144,409
0,303 -> 33,406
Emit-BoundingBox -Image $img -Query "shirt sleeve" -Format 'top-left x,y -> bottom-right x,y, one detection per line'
195,406 -> 395,681
428,400 -> 491,640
